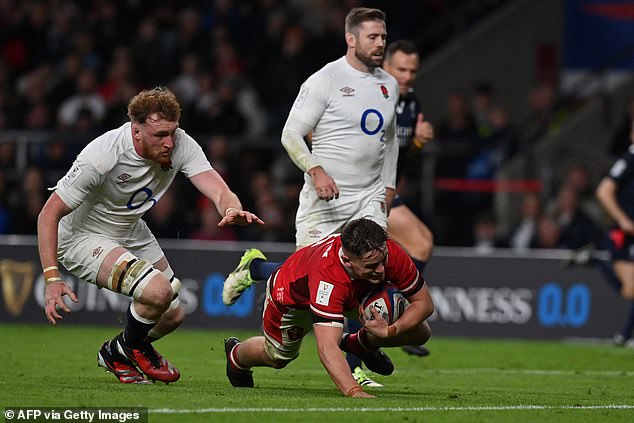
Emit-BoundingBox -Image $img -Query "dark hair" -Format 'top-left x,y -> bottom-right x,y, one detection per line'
385,40 -> 418,61
127,86 -> 182,123
344,7 -> 386,36
341,218 -> 388,257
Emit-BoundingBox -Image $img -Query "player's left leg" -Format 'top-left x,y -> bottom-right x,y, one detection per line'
222,248 -> 272,305
388,203 -> 433,356
97,248 -> 180,383
147,260 -> 184,341
225,277 -> 310,387
344,319 -> 383,387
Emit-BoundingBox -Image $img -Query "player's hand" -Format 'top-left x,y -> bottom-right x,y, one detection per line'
413,113 -> 434,149
361,306 -> 390,338
309,166 -> 339,201
219,209 -> 264,227
45,281 -> 78,325
618,217 -> 634,235
345,386 -> 376,398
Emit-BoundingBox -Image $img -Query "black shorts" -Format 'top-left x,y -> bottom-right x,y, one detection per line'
608,228 -> 634,261
392,193 -> 405,208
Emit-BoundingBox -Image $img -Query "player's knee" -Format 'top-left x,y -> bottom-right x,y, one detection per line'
142,277 -> 174,311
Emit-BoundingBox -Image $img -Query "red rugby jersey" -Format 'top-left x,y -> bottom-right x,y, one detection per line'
270,234 -> 423,324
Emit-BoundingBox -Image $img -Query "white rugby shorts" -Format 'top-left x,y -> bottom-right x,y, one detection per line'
57,219 -> 164,285
295,182 -> 387,248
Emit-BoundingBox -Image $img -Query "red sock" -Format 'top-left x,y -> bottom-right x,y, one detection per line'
340,328 -> 377,356
229,343 -> 249,371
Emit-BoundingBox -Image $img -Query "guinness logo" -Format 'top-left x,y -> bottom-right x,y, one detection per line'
0,259 -> 35,316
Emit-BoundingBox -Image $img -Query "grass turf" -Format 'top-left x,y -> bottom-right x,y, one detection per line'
1,323 -> 633,422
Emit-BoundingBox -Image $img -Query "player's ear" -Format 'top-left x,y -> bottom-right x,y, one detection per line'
132,125 -> 142,140
345,32 -> 355,49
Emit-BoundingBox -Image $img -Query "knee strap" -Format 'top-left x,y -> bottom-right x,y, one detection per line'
107,252 -> 161,300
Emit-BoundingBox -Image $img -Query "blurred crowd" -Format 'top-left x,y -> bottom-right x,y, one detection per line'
0,0 -> 622,249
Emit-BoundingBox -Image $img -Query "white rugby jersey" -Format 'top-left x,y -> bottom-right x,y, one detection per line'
288,56 -> 399,192
54,122 -> 212,238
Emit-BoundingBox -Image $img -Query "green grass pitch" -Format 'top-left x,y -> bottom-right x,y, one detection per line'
1,323 -> 634,422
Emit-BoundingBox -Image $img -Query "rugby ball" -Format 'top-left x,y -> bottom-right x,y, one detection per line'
359,286 -> 409,324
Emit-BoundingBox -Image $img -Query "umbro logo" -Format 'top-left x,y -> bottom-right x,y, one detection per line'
116,173 -> 131,184
340,87 -> 355,97
92,246 -> 103,258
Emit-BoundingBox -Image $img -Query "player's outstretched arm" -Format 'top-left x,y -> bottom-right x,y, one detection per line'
190,170 -> 264,226
313,323 -> 375,398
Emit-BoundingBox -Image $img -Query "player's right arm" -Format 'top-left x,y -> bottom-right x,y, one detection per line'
313,323 -> 374,398
37,192 -> 78,324
281,78 -> 339,201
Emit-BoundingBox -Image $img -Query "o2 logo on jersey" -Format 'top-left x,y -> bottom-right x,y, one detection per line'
360,108 -> 386,142
127,187 -> 157,210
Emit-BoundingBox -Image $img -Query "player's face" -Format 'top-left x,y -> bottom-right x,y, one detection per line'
383,51 -> 419,95
353,20 -> 387,70
345,245 -> 388,284
133,114 -> 178,169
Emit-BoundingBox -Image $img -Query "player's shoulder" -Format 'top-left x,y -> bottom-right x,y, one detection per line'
173,127 -> 199,152
78,123 -> 132,173
376,68 -> 398,86
306,57 -> 345,85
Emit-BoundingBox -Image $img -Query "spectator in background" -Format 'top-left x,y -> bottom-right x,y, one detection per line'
519,82 -> 568,149
0,170 -> 11,234
10,167 -> 47,234
0,141 -> 17,175
247,171 -> 285,242
14,65 -> 53,128
49,53 -> 83,110
472,212 -> 505,254
102,80 -> 139,129
132,17 -> 176,87
436,90 -> 479,178
257,25 -> 314,134
57,68 -> 106,132
508,193 -> 543,251
192,77 -> 247,135
98,46 -> 137,105
548,184 -> 600,249
532,215 -> 562,249
471,81 -> 495,139
561,162 -> 603,225
203,135 -> 234,183
24,100 -> 53,130
188,204 -> 237,241
435,89 -> 480,246
169,52 -> 201,109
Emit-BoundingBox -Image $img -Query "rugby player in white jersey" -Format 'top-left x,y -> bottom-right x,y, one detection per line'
283,7 -> 398,247
38,87 -> 263,384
